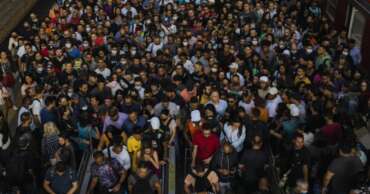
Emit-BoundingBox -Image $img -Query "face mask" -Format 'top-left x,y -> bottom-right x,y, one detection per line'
306,48 -> 313,54
159,31 -> 165,38
83,43 -> 89,48
37,67 -> 43,73
279,44 -> 285,49
223,39 -> 229,44
342,51 -> 348,56
65,43 -> 72,48
120,60 -> 127,65
111,50 -> 118,55
86,27 -> 91,32
235,28 -> 241,34
135,85 -> 142,90
131,50 -> 137,55
211,67 -> 218,72
183,41 -> 188,47
252,40 -> 258,45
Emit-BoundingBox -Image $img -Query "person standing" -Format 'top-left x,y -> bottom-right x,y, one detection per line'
88,151 -> 127,194
128,162 -> 162,194
43,162 -> 78,194
192,122 -> 220,167
322,144 -> 364,194
238,135 -> 268,194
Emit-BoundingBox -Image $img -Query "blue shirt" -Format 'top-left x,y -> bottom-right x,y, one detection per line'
122,116 -> 147,136
40,108 -> 58,126
350,47 -> 362,66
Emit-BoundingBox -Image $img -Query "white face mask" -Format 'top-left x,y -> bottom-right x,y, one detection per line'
342,51 -> 348,56
37,67 -> 43,72
306,48 -> 313,54
83,43 -> 89,48
183,41 -> 188,47
252,40 -> 258,45
131,50 -> 137,55
67,92 -> 73,97
86,27 -> 91,32
211,67 -> 218,72
65,43 -> 72,49
111,50 -> 118,55
135,85 -> 142,90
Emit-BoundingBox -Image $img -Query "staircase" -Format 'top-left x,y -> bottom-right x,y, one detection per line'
0,0 -> 38,43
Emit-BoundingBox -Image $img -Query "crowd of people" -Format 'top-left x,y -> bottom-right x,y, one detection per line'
0,0 -> 369,194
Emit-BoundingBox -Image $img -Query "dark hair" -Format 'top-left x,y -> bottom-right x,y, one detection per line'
45,96 -> 56,107
55,162 -> 66,172
339,143 -> 352,154
194,160 -> 206,173
93,151 -> 104,159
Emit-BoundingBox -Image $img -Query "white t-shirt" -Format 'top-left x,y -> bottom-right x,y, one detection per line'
103,146 -> 131,170
183,60 -> 194,74
31,98 -> 44,117
238,100 -> 255,115
146,42 -> 163,56
121,7 -> 137,17
266,95 -> 282,118
95,68 -> 111,79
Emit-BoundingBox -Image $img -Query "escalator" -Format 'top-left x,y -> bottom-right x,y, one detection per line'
76,146 -> 174,194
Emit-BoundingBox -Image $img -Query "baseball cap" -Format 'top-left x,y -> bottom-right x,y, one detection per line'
259,76 -> 269,82
289,104 -> 300,117
191,110 -> 201,122
149,117 -> 160,130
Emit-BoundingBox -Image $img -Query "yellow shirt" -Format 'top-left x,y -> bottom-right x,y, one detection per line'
127,136 -> 141,171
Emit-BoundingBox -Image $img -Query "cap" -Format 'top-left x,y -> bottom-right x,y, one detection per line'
289,104 -> 300,117
268,87 -> 279,95
229,62 -> 238,69
259,76 -> 269,82
149,117 -> 160,130
191,110 -> 201,122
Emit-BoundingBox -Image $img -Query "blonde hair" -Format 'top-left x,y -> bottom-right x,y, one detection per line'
43,122 -> 59,137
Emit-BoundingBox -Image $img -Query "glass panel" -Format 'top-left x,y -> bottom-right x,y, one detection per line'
348,7 -> 366,48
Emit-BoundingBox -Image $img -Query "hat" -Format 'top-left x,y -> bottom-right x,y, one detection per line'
259,76 -> 269,82
289,104 -> 300,117
268,87 -> 279,95
229,62 -> 238,69
191,110 -> 201,122
149,117 -> 160,130
282,49 -> 291,56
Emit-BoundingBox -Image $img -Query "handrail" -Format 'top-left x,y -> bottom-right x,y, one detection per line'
76,129 -> 95,193
161,163 -> 169,194
267,145 -> 286,194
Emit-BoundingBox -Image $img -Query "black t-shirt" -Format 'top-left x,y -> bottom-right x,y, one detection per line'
240,149 -> 268,182
328,156 -> 363,194
288,147 -> 310,186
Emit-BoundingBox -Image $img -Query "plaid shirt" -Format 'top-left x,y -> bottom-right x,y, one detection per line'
91,159 -> 123,188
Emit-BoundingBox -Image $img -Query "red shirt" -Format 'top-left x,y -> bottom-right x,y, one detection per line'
193,132 -> 220,160
321,123 -> 342,145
